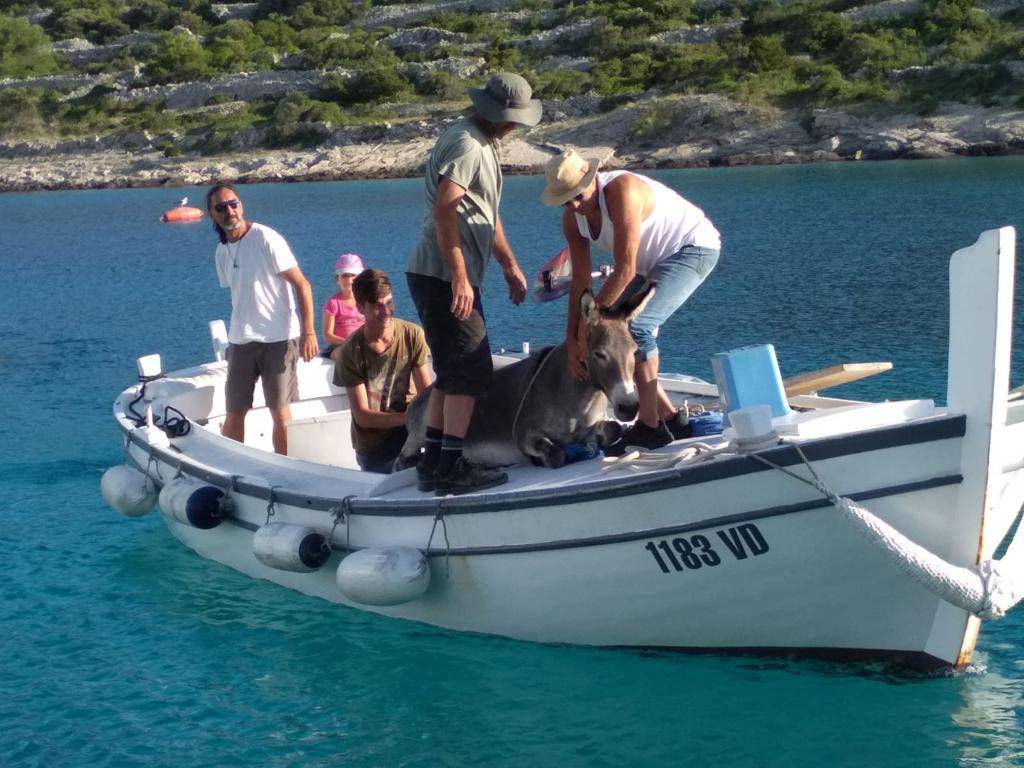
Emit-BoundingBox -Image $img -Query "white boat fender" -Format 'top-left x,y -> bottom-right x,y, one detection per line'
100,464 -> 158,517
336,547 -> 430,606
158,477 -> 231,529
252,523 -> 331,573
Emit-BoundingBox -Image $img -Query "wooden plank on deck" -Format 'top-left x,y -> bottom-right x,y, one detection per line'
782,362 -> 892,397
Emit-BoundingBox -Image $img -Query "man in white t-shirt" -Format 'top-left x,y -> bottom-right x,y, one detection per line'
207,184 -> 319,455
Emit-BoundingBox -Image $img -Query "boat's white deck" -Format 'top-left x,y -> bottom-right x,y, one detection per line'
128,354 -> 932,503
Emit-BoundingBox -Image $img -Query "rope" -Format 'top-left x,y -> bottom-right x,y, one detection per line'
510,345 -> 557,447
148,445 -> 164,482
426,506 -> 452,578
124,375 -> 191,438
327,502 -> 349,553
601,441 -> 729,473
755,438 -> 1024,621
264,485 -> 281,526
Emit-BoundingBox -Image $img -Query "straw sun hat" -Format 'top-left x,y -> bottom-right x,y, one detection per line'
540,147 -> 602,205
540,149 -> 601,206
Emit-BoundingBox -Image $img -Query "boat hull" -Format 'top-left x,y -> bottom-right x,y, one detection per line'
127,413 -> 982,666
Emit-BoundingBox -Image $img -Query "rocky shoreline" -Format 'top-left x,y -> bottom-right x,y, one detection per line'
2,96 -> 1022,192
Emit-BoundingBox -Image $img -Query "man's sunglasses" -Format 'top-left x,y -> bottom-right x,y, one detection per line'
563,193 -> 583,207
213,199 -> 240,213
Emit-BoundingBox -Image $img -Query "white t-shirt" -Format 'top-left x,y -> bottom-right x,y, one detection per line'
215,222 -> 300,344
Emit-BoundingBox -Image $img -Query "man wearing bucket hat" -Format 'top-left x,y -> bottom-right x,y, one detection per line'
541,149 -> 721,452
322,252 -> 366,361
406,72 -> 539,495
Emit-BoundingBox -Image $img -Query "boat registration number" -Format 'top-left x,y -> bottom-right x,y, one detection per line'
644,523 -> 769,574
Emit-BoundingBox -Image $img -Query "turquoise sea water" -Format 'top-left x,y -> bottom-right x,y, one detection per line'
2,157 -> 1024,767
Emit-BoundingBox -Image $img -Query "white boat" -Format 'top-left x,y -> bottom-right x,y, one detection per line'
102,227 -> 1024,669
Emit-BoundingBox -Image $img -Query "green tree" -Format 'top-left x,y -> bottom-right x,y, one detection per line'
330,65 -> 412,104
142,31 -> 212,83
122,0 -> 172,30
206,20 -> 267,72
256,0 -> 366,28
269,92 -> 345,145
49,0 -> 130,43
0,15 -> 59,77
786,11 -> 852,57
532,67 -> 592,99
832,29 -> 926,78
746,35 -> 789,73
254,17 -> 299,52
592,51 -> 657,94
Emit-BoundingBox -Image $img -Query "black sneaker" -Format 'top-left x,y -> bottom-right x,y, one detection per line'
606,420 -> 674,455
434,457 -> 508,496
416,464 -> 436,492
664,410 -> 693,440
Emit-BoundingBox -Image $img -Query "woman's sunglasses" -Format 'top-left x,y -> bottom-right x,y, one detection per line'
213,199 -> 240,213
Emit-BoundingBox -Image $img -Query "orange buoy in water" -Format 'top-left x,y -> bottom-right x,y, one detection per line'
161,206 -> 204,223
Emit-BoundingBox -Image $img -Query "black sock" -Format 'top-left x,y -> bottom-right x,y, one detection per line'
422,426 -> 443,470
437,434 -> 464,476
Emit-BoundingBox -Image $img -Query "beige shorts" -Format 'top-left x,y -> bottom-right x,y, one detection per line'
225,339 -> 299,412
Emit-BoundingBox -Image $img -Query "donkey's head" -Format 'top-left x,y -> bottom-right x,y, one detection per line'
579,285 -> 655,422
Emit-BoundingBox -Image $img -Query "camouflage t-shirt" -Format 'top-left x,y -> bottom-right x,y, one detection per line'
334,319 -> 428,458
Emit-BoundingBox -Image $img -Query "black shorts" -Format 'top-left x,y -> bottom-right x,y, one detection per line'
406,272 -> 492,397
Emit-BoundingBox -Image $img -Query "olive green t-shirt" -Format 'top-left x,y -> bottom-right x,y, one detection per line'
406,116 -> 502,288
334,319 -> 428,458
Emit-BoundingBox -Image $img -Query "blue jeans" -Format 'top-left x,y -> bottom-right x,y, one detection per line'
618,245 -> 719,361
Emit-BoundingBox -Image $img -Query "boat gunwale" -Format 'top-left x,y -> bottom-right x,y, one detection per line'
117,408 -> 967,516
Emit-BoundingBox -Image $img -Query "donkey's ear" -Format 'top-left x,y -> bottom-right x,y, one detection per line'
580,289 -> 600,325
614,283 -> 656,322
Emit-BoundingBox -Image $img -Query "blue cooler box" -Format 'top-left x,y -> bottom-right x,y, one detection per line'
710,344 -> 791,418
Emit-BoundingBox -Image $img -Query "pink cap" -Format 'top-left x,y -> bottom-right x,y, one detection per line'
335,253 -> 364,275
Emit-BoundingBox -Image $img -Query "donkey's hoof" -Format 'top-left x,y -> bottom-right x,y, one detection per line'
540,442 -> 566,469
596,420 -> 623,448
393,453 -> 421,472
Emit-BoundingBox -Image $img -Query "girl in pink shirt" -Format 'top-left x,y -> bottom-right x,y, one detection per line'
322,253 -> 366,361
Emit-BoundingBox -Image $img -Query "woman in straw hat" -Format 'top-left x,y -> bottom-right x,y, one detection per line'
405,72 -> 539,495
540,149 -> 721,452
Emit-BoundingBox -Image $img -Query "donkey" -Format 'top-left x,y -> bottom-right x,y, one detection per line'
397,286 -> 654,470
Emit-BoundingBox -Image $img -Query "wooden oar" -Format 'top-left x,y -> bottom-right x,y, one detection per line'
782,362 -> 893,397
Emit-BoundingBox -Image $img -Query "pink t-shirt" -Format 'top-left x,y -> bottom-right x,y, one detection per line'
323,293 -> 364,342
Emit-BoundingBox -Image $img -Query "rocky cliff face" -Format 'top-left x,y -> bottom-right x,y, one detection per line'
2,94 -> 1022,192
2,0 -> 1023,191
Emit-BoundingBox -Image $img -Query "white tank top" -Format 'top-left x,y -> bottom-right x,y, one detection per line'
575,170 -> 721,276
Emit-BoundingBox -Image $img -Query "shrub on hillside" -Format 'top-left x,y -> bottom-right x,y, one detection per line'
269,92 -> 345,145
413,70 -> 467,100
140,31 -> 212,84
256,0 -> 367,28
0,14 -> 60,78
206,19 -> 275,72
329,66 -> 413,105
48,0 -> 129,43
831,29 -> 926,78
532,68 -> 592,99
0,88 -> 45,139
